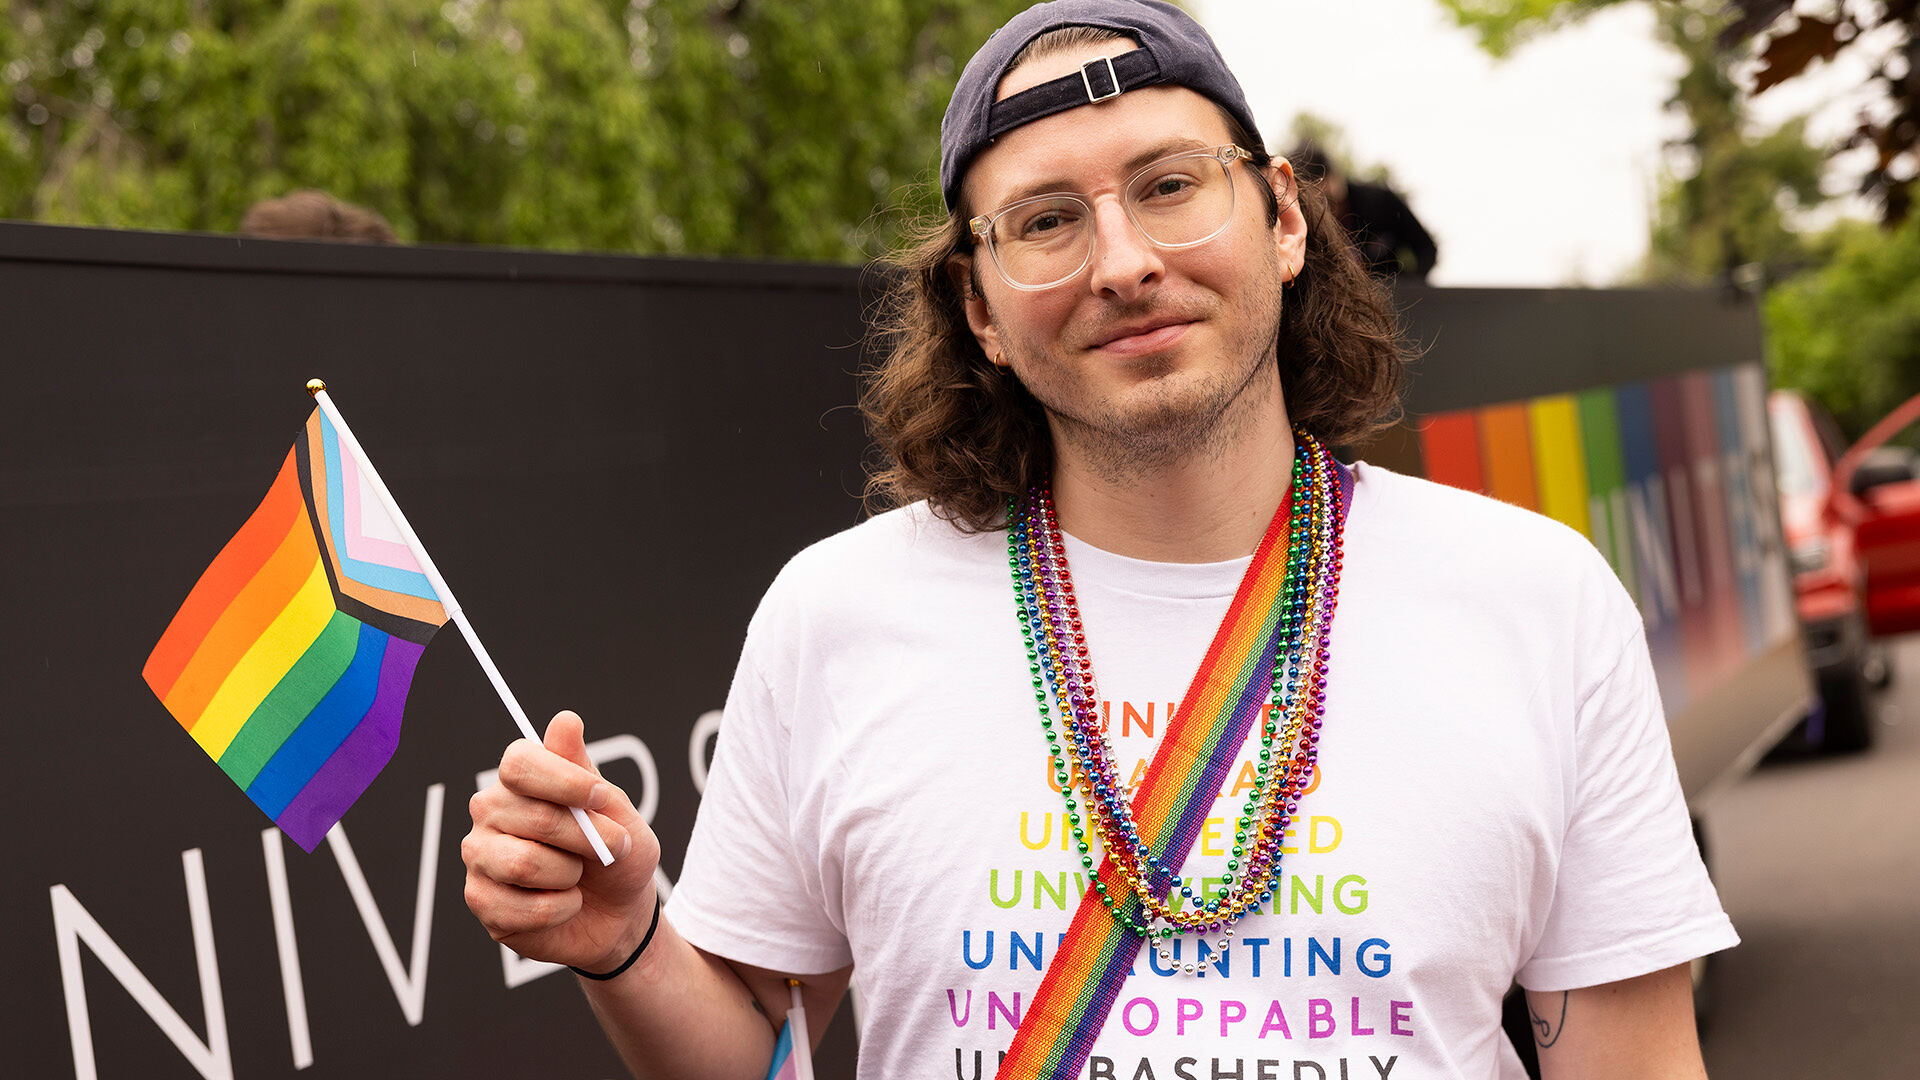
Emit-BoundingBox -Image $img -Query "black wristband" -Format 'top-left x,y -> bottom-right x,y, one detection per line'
571,894 -> 661,981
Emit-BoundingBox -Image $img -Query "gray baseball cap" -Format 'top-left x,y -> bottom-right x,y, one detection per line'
939,0 -> 1264,213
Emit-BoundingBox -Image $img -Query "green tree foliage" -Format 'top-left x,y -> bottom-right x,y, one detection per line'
631,0 -> 1025,258
1437,1 -> 1827,287
1641,1 -> 1824,286
1,0 -> 1029,261
1439,0 -> 1917,428
1286,112 -> 1398,186
1436,0 -> 1619,57
1443,0 -> 1825,286
1767,203 -> 1920,437
1440,0 -> 1917,225
0,15 -> 32,203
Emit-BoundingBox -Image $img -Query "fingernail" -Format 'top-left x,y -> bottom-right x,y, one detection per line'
616,830 -> 632,859
587,783 -> 610,809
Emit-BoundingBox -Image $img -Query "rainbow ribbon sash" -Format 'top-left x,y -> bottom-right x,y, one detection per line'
996,463 -> 1354,1080
144,408 -> 448,850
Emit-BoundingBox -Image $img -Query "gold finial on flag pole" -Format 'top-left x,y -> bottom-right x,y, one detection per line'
306,378 -> 327,396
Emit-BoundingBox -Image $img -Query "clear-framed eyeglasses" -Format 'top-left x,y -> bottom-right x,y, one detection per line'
969,144 -> 1256,291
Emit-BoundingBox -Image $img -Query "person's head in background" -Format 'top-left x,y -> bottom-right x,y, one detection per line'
1286,139 -> 1348,212
240,189 -> 397,244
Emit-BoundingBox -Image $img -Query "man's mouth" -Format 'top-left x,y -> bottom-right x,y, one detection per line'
1090,318 -> 1194,355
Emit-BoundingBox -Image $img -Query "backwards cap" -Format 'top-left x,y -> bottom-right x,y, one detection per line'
939,0 -> 1263,212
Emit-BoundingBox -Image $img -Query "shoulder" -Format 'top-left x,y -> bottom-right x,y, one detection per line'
1346,462 -> 1642,659
743,501 -> 1004,647
766,501 -> 995,595
1353,462 -> 1611,566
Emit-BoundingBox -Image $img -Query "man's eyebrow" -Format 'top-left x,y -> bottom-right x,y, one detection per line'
988,137 -> 1220,210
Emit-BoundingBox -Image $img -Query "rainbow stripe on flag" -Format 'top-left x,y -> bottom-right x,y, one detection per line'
144,408 -> 448,850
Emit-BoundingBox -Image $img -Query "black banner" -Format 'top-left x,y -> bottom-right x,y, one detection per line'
3,222 -> 874,1079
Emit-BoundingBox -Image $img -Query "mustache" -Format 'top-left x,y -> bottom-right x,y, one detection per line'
1072,296 -> 1214,346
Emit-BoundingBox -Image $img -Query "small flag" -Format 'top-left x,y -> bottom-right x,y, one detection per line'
764,980 -> 815,1080
144,407 -> 448,850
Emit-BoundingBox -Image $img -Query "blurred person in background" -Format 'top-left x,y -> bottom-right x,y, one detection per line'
239,189 -> 397,244
1289,138 -> 1437,282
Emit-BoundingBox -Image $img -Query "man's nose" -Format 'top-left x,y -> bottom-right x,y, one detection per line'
1085,195 -> 1163,301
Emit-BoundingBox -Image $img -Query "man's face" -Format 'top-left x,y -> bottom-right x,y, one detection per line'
955,42 -> 1307,473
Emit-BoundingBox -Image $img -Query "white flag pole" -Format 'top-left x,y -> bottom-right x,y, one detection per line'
306,380 -> 615,866
786,980 -> 815,1080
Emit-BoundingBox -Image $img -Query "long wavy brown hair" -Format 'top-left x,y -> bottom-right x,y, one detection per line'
862,36 -> 1409,532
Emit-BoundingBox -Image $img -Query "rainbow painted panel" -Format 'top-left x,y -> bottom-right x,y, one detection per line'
1478,404 -> 1538,511
1528,396 -> 1590,537
144,408 -> 447,850
1413,364 -> 1792,714
1576,389 -> 1635,600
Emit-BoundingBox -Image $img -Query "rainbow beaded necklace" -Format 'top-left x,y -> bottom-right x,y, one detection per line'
997,433 -> 1349,1080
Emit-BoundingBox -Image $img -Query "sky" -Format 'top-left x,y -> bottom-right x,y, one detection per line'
1194,0 -> 1884,288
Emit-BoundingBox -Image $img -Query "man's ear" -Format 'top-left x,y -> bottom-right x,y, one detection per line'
950,253 -> 1008,368
1266,159 -> 1308,282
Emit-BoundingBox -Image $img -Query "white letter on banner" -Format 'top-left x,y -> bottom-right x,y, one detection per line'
52,848 -> 233,1080
1610,486 -> 1639,602
1630,476 -> 1680,627
262,827 -> 315,1069
689,709 -> 723,795
476,735 -> 667,988
323,783 -> 443,1026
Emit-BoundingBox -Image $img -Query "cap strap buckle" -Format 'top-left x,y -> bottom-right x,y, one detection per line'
1080,56 -> 1121,103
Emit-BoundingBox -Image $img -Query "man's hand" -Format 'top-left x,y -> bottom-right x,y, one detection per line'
464,710 -> 846,1080
1527,963 -> 1710,1080
463,710 -> 660,974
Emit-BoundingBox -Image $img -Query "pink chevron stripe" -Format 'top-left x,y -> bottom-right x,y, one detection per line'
338,438 -> 425,572
764,1022 -> 801,1080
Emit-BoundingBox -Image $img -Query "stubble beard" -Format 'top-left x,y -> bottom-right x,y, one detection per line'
999,256 -> 1288,487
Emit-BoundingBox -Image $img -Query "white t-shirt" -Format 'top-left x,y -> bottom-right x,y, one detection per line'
667,463 -> 1738,1079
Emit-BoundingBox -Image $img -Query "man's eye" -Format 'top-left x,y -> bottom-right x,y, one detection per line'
1139,174 -> 1199,201
1018,209 -> 1079,239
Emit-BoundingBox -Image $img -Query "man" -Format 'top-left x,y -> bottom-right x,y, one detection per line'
461,3 -> 1736,1078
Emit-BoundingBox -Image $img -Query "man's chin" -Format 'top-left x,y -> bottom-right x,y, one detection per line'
1083,389 -> 1230,446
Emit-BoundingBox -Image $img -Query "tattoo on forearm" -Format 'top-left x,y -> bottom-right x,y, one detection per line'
1528,993 -> 1567,1049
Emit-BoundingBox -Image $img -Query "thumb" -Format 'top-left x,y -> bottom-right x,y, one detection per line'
543,710 -> 600,775
543,710 -> 643,864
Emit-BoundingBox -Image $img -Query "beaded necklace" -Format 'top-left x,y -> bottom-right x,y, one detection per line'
1007,432 -> 1347,970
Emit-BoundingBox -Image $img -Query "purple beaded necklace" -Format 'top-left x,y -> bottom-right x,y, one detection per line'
1008,433 -> 1348,968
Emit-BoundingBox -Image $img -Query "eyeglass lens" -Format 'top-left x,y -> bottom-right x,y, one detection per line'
984,150 -> 1237,289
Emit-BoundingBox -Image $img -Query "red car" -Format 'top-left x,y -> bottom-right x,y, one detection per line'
1768,389 -> 1920,750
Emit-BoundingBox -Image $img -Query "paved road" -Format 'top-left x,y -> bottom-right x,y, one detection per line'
1700,639 -> 1920,1078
